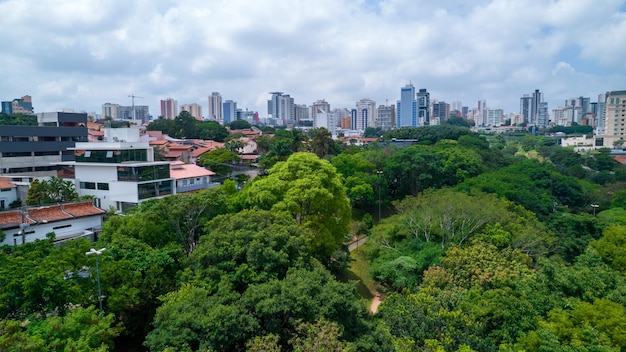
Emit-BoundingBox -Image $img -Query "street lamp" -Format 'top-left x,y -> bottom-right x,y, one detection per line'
85,247 -> 106,311
377,170 -> 384,223
591,204 -> 599,217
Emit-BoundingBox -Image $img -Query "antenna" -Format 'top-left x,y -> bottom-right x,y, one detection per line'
128,94 -> 144,121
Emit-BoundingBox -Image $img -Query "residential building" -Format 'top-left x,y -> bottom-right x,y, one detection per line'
397,84 -> 416,128
223,100 -> 237,125
169,161 -> 218,193
160,98 -> 178,119
355,98 -> 376,131
118,105 -> 149,122
376,104 -> 395,131
102,103 -> 120,119
0,201 -> 104,246
1,95 -> 33,115
208,92 -> 223,121
596,94 -> 607,134
530,89 -> 543,127
311,99 -> 330,126
597,90 -> 626,147
294,104 -> 310,126
487,109 -> 504,126
0,112 -> 87,176
59,128 -> 174,212
267,92 -> 294,125
181,103 -> 203,120
0,177 -> 18,210
417,89 -> 430,126
538,102 -> 549,128
315,110 -> 341,136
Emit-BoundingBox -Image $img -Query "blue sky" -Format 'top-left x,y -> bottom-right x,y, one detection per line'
0,0 -> 625,119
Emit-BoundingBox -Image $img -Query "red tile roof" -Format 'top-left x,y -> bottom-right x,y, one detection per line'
192,147 -> 212,157
0,202 -> 104,229
0,177 -> 17,189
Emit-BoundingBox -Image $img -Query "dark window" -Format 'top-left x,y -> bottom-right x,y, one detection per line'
80,182 -> 96,189
97,183 -> 109,190
53,224 -> 72,230
34,151 -> 60,156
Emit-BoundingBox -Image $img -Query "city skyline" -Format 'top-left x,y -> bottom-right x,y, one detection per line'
0,0 -> 625,117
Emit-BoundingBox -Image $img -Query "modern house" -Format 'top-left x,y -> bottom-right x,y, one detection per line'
0,177 -> 18,210
0,201 -> 105,246
169,161 -> 218,193
57,128 -> 174,212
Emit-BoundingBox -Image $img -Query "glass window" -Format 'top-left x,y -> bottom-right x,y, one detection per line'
97,183 -> 109,190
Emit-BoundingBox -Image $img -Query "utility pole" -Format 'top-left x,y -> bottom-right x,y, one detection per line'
128,94 -> 144,121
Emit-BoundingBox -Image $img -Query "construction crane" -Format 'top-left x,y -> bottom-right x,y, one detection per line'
128,94 -> 144,121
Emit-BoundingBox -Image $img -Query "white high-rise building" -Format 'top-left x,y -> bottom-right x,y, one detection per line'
355,98 -> 377,131
181,103 -> 203,120
208,92 -> 223,121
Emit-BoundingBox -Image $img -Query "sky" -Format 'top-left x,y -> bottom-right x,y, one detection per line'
1,0 -> 625,119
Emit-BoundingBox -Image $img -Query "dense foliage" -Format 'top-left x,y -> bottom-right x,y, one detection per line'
147,111 -> 229,141
2,126 -> 626,351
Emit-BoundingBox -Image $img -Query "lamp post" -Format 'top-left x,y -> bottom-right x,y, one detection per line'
591,204 -> 599,217
377,170 -> 383,223
85,247 -> 106,311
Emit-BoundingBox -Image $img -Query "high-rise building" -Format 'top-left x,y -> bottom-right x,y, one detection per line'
294,104 -> 310,126
160,98 -> 178,119
432,100 -> 449,123
315,110 -> 340,136
181,103 -> 203,120
530,89 -> 544,127
596,94 -> 607,134
311,99 -> 331,125
487,109 -> 504,126
355,98 -> 376,131
397,84 -> 416,128
1,95 -> 33,115
222,100 -> 237,125
417,89 -> 430,126
102,103 -> 120,120
600,90 -> 626,146
538,102 -> 549,128
520,94 -> 532,125
377,104 -> 395,131
268,92 -> 294,125
208,92 -> 222,121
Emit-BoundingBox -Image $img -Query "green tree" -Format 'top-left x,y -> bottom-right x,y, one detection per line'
590,224 -> 626,272
309,127 -> 339,159
198,148 -> 241,176
25,177 -> 79,205
228,119 -> 251,130
241,152 -> 351,260
384,145 -> 444,197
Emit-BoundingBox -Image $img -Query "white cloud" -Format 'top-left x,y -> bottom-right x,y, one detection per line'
0,0 -> 624,117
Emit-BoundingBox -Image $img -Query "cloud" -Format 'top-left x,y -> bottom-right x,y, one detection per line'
0,0 -> 624,117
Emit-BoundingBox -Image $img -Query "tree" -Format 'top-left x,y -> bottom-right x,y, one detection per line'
590,224 -> 626,272
25,177 -> 79,205
198,148 -> 241,176
384,145 -> 444,197
228,120 -> 251,130
241,152 -> 351,260
309,128 -> 339,159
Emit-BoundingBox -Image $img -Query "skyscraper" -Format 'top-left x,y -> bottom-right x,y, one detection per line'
311,99 -> 331,125
530,89 -> 543,127
432,100 -> 449,123
520,94 -> 532,125
417,89 -> 430,126
377,104 -> 395,131
160,98 -> 178,119
222,100 -> 236,125
208,92 -> 222,121
268,92 -> 294,125
397,84 -> 416,128
355,98 -> 376,131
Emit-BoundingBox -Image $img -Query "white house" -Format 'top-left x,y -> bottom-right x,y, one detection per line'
169,161 -> 219,193
58,128 -> 175,212
0,201 -> 104,246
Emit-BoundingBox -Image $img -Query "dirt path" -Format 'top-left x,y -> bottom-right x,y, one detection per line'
347,236 -> 383,313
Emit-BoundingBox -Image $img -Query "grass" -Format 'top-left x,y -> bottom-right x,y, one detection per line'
337,240 -> 379,302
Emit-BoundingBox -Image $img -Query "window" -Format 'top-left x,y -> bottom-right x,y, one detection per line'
80,182 -> 96,189
97,183 -> 109,190
53,224 -> 72,230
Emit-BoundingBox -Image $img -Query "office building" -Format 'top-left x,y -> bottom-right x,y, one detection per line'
160,98 -> 178,119
223,100 -> 236,125
208,92 -> 223,121
0,112 -> 87,176
397,84 -> 416,128
520,95 -> 532,125
417,89 -> 430,126
432,100 -> 449,123
181,103 -> 203,120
